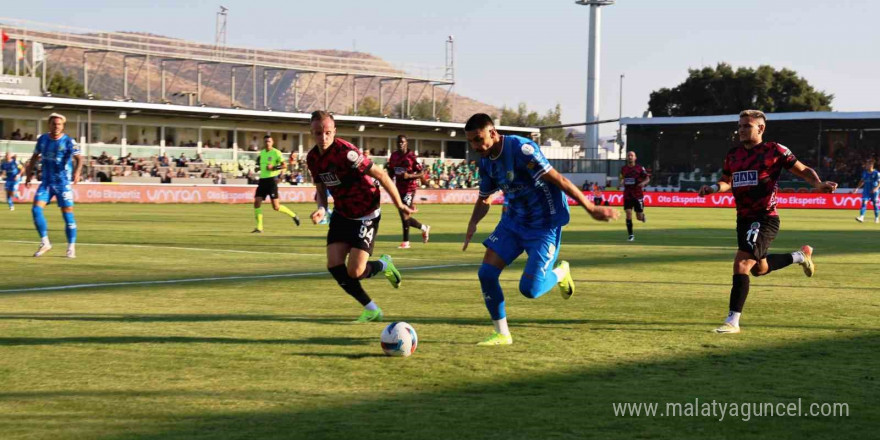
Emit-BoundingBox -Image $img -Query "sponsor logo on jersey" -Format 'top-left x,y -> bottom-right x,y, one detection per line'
732,170 -> 758,188
623,178 -> 636,185
394,167 -> 406,175
521,144 -> 534,156
318,172 -> 342,186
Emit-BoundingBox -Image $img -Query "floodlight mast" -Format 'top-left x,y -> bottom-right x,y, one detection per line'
575,0 -> 614,159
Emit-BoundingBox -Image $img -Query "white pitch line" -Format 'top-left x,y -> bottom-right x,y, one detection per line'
0,240 -> 436,261
0,263 -> 479,294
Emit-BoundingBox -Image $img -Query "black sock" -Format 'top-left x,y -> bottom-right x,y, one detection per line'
765,253 -> 794,273
729,274 -> 750,313
408,217 -> 423,230
328,265 -> 372,306
361,261 -> 384,279
626,219 -> 633,235
402,222 -> 410,242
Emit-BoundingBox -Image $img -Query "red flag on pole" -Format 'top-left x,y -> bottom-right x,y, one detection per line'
1,30 -> 9,47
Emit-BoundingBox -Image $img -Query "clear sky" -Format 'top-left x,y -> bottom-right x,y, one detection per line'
3,0 -> 878,135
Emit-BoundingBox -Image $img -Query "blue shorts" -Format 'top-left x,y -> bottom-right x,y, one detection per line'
34,182 -> 75,208
483,219 -> 562,278
862,193 -> 879,204
4,179 -> 19,193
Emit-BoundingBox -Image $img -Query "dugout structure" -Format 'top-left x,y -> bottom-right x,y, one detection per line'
622,111 -> 880,189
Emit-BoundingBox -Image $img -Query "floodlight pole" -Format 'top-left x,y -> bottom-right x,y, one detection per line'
576,0 -> 614,159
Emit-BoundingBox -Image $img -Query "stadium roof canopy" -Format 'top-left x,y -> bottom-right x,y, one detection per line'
621,111 -> 880,126
0,94 -> 539,135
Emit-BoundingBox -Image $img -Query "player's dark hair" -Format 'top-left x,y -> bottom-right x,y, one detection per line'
397,134 -> 407,142
464,113 -> 495,131
263,134 -> 272,139
310,110 -> 334,123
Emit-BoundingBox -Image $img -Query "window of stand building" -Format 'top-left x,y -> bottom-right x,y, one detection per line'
125,125 -> 161,146
446,140 -> 467,159
1,118 -> 39,141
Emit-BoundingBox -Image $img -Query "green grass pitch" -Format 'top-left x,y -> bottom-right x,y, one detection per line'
0,203 -> 877,439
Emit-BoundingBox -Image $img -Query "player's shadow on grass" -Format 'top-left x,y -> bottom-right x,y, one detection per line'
0,335 -> 372,346
92,332 -> 878,440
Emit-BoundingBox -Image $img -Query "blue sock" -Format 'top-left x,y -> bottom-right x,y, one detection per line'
860,202 -> 867,217
518,271 -> 559,299
62,211 -> 77,244
6,196 -> 12,209
478,263 -> 505,320
32,205 -> 49,239
874,203 -> 879,219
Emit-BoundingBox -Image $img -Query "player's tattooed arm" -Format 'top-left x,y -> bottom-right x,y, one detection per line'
541,168 -> 618,222
367,165 -> 414,218
463,196 -> 492,251
71,154 -> 83,184
789,161 -> 838,193
24,151 -> 40,187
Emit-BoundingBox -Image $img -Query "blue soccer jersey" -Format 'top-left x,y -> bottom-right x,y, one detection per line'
862,170 -> 880,197
478,135 -> 570,230
35,133 -> 80,184
2,159 -> 21,180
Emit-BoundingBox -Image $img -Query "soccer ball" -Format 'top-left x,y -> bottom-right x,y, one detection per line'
380,322 -> 418,357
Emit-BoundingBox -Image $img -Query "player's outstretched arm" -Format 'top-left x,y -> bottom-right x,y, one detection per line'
699,177 -> 731,197
541,168 -> 618,222
367,165 -> 413,218
24,152 -> 40,188
463,196 -> 492,251
310,183 -> 329,224
789,161 -> 838,193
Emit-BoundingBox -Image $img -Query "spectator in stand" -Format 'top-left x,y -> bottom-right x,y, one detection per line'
192,154 -> 204,163
176,168 -> 187,178
176,153 -> 188,167
160,169 -> 173,184
97,151 -> 112,165
11,129 -> 23,140
158,153 -> 170,167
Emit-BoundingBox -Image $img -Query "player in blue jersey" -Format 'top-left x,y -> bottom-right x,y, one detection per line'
853,158 -> 879,224
24,113 -> 83,258
2,152 -> 23,211
462,114 -> 618,346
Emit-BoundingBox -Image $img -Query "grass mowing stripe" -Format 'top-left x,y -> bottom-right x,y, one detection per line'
0,263 -> 479,293
0,240 -> 440,261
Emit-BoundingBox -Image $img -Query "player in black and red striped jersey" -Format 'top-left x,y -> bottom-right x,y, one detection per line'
306,111 -> 414,323
699,110 -> 837,334
619,151 -> 650,241
386,134 -> 430,249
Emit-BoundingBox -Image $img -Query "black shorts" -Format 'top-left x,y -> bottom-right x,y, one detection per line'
255,177 -> 279,200
624,196 -> 644,213
736,216 -> 780,260
593,197 -> 603,206
401,190 -> 416,208
327,212 -> 381,255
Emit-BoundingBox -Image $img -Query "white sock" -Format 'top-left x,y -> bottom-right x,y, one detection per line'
376,259 -> 387,272
725,311 -> 741,327
552,266 -> 566,280
791,251 -> 805,264
68,243 -> 76,251
421,224 -> 428,231
364,301 -> 379,311
493,318 -> 510,336
41,237 -> 50,246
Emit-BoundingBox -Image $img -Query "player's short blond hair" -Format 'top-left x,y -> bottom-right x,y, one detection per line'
739,109 -> 766,123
